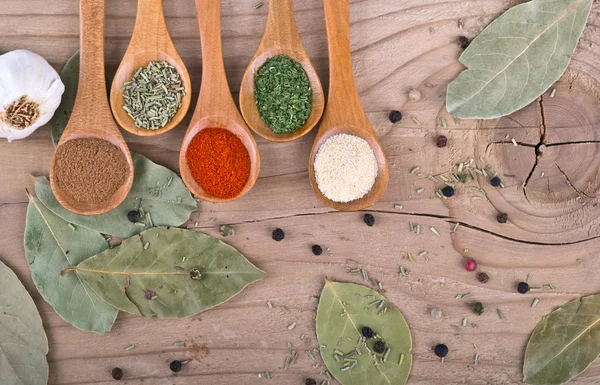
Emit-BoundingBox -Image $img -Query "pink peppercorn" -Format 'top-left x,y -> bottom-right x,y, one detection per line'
436,135 -> 448,148
145,290 -> 155,300
465,259 -> 477,272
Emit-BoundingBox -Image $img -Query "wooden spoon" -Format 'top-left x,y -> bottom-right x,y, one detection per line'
50,0 -> 134,216
308,0 -> 389,211
179,0 -> 260,202
239,0 -> 324,142
110,0 -> 192,136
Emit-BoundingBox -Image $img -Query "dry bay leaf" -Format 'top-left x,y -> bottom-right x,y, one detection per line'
523,294 -> 600,384
447,0 -> 592,119
64,227 -> 266,318
24,195 -> 117,334
50,51 -> 78,147
35,153 -> 196,238
0,260 -> 48,385
316,279 -> 412,385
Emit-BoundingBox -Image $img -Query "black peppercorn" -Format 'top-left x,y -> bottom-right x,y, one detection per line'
305,379 -> 317,385
472,302 -> 484,316
272,228 -> 285,242
490,176 -> 502,187
458,36 -> 470,49
497,212 -> 508,224
361,326 -> 374,339
389,110 -> 403,123
517,282 -> 530,294
127,210 -> 141,223
441,186 -> 455,198
434,344 -> 449,358
477,272 -> 490,284
111,367 -> 124,380
373,340 -> 386,354
311,245 -> 323,256
363,213 -> 375,227
169,360 -> 183,373
436,135 -> 448,148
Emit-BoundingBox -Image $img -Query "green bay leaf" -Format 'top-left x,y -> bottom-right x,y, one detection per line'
50,51 -> 79,147
0,260 -> 48,385
35,153 -> 197,238
316,280 -> 412,385
447,0 -> 592,119
67,227 -> 266,318
24,196 -> 118,334
523,294 -> 600,385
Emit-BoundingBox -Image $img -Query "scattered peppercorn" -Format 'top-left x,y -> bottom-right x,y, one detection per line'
441,186 -> 455,198
465,259 -> 477,272
361,326 -> 374,339
169,360 -> 183,373
127,210 -> 141,223
490,176 -> 502,187
477,272 -> 490,283
305,379 -> 317,385
363,213 -> 375,227
458,36 -> 470,49
111,367 -> 124,380
272,228 -> 285,241
311,245 -> 323,256
497,212 -> 508,224
436,135 -> 448,148
518,282 -> 530,294
434,344 -> 449,358
389,110 -> 402,123
373,340 -> 386,354
472,302 -> 485,316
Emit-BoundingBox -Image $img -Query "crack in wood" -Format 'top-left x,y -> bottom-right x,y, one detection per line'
555,163 -> 592,198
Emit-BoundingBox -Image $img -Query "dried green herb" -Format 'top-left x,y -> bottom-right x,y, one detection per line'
35,153 -> 196,238
122,61 -> 186,130
255,54 -> 312,134
316,280 -> 412,385
0,260 -> 49,385
24,195 -> 117,334
63,227 -> 266,318
219,224 -> 235,237
523,294 -> 600,384
447,0 -> 593,119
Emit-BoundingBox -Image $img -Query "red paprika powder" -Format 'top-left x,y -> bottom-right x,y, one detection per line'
185,127 -> 251,199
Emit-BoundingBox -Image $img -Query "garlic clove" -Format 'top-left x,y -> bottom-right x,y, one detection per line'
0,50 -> 65,142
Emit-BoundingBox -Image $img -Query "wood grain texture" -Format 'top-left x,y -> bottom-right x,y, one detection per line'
110,0 -> 192,136
2,0 -> 600,384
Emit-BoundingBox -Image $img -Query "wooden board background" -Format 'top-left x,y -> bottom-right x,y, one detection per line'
2,0 -> 600,384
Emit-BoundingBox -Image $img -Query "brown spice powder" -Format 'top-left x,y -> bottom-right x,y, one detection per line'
53,138 -> 129,204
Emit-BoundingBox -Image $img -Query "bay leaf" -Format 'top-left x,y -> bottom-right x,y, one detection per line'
0,260 -> 49,385
24,195 -> 118,334
316,279 -> 412,385
50,51 -> 79,146
64,227 -> 266,318
523,294 -> 600,385
35,153 -> 197,238
446,0 -> 592,119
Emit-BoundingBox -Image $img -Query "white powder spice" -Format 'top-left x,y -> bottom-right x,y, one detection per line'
314,133 -> 378,203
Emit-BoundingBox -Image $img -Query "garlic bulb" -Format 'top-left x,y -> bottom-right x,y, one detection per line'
0,50 -> 64,142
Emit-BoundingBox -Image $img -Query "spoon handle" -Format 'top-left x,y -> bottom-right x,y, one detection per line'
263,0 -> 302,46
75,0 -> 111,123
194,0 -> 235,118
132,0 -> 167,46
322,0 -> 365,125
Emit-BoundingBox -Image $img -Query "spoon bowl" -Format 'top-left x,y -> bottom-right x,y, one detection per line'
110,0 -> 192,137
180,0 -> 260,203
51,0 -> 134,216
308,0 -> 389,211
239,0 -> 324,143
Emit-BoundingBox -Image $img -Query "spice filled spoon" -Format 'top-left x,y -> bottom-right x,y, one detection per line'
308,0 -> 389,211
239,0 -> 324,142
50,0 -> 134,216
110,0 -> 192,136
179,0 -> 260,203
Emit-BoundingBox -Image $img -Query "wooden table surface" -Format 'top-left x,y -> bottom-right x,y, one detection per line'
2,0 -> 600,384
